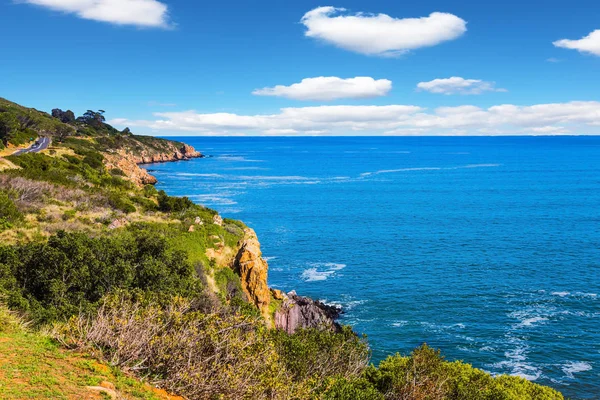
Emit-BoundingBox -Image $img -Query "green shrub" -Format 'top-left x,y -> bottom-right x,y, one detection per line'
0,230 -> 203,323
0,190 -> 23,231
157,190 -> 194,212
319,377 -> 383,400
81,152 -> 104,169
109,168 -> 126,176
143,184 -> 158,198
61,209 -> 77,221
271,326 -> 370,392
107,192 -> 136,214
365,345 -> 564,400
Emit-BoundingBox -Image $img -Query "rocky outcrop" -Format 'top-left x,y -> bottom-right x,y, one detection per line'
233,229 -> 271,321
274,291 -> 341,334
104,151 -> 158,185
136,144 -> 202,164
103,143 -> 202,186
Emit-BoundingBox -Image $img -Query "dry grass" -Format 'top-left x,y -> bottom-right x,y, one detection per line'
0,304 -> 180,400
56,296 -> 294,400
0,158 -> 20,171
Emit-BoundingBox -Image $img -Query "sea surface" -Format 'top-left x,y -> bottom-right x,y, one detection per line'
143,137 -> 600,399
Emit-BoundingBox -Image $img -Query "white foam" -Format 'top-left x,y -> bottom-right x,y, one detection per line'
187,194 -> 237,205
516,317 -> 549,328
321,262 -> 346,271
460,163 -> 501,168
263,256 -> 278,262
217,156 -> 264,162
301,268 -> 335,282
493,345 -> 542,381
176,173 -> 224,177
223,167 -> 269,171
562,361 -> 592,379
552,291 -> 570,297
575,292 -> 598,299
360,163 -> 501,178
302,263 -> 346,282
391,321 -> 408,327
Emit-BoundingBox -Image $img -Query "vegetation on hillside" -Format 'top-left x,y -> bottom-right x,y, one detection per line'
0,97 -> 564,399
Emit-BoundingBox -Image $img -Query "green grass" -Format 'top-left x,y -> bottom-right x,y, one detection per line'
0,305 -> 171,400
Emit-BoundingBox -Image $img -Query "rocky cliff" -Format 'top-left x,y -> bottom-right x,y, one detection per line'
103,143 -> 202,186
274,291 -> 341,334
232,228 -> 271,321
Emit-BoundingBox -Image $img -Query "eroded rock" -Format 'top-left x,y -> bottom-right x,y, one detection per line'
274,292 -> 341,334
233,229 -> 270,321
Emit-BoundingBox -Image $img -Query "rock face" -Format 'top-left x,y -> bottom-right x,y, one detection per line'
213,214 -> 223,226
136,143 -> 202,164
274,291 -> 341,334
103,143 -> 202,186
233,229 -> 271,321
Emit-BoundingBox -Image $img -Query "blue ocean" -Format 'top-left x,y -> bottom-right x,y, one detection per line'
143,137 -> 600,399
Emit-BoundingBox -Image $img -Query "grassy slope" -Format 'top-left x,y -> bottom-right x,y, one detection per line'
0,307 -> 182,400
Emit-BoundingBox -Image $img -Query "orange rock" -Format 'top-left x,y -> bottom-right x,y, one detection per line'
233,229 -> 271,322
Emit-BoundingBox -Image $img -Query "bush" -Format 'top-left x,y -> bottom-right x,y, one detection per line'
0,230 -> 203,323
143,184 -> 158,198
107,192 -> 136,214
109,168 -> 126,176
81,152 -> 104,169
365,345 -> 564,400
61,209 -> 77,221
270,325 -> 370,392
157,190 -> 194,212
0,190 -> 23,231
58,294 -> 290,400
319,377 -> 384,400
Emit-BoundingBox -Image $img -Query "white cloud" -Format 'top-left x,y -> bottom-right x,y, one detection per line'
109,101 -> 600,136
21,0 -> 170,28
252,76 -> 392,101
553,30 -> 600,56
417,77 -> 506,95
300,6 -> 467,57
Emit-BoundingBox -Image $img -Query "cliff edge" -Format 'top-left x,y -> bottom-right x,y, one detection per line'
233,228 -> 271,322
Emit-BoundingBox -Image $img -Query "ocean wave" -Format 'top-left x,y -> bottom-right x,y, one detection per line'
175,173 -> 224,177
360,163 -> 501,177
301,268 -> 336,282
562,361 -> 592,379
492,344 -> 542,381
217,156 -> 264,162
301,262 -> 346,282
223,167 -> 269,171
515,316 -> 549,328
187,194 -> 238,205
552,291 -> 570,297
263,256 -> 278,262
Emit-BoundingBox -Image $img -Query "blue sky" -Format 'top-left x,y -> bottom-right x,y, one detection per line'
1,0 -> 600,136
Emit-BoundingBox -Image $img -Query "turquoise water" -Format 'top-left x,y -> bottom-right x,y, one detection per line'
143,137 -> 600,398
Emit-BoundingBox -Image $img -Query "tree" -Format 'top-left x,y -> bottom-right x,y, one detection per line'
122,127 -> 132,135
0,113 -> 17,146
51,109 -> 76,124
78,110 -> 106,129
55,124 -> 74,142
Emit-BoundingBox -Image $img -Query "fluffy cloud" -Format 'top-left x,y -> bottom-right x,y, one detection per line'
252,76 -> 392,101
300,6 -> 467,57
22,0 -> 170,28
417,77 -> 507,95
553,30 -> 600,56
109,101 -> 600,136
